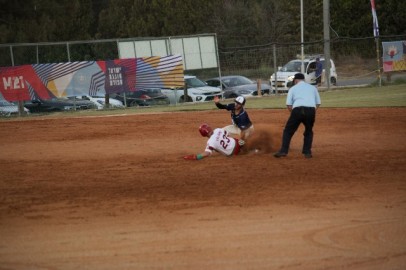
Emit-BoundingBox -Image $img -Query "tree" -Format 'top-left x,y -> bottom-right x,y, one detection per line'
96,0 -> 132,39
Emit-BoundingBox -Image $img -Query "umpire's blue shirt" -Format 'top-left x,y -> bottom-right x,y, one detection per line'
286,81 -> 321,108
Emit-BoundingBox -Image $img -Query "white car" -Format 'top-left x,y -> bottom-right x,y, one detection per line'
270,55 -> 338,92
161,75 -> 222,104
68,95 -> 124,109
0,99 -> 30,117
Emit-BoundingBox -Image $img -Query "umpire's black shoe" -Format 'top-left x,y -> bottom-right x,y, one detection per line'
304,153 -> 313,159
273,152 -> 287,158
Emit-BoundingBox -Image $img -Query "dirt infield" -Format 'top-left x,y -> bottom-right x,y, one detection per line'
1,107 -> 405,270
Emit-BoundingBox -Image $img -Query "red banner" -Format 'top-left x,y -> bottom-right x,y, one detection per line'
0,65 -> 52,102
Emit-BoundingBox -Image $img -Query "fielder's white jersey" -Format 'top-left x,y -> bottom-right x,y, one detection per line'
205,128 -> 237,156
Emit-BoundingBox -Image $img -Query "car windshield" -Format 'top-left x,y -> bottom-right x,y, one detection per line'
281,61 -> 309,72
145,89 -> 161,94
186,77 -> 207,87
223,76 -> 253,87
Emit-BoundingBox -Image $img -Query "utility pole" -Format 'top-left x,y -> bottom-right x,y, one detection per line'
323,0 -> 331,89
300,0 -> 305,73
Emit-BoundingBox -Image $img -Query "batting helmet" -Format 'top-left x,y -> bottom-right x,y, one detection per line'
235,96 -> 246,106
199,123 -> 213,137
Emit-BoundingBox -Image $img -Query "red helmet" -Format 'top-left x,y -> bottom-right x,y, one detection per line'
199,123 -> 213,137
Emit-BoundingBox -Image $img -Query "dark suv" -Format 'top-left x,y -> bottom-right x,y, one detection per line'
24,97 -> 96,113
111,89 -> 170,107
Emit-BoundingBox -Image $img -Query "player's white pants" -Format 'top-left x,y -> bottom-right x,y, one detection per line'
223,124 -> 254,139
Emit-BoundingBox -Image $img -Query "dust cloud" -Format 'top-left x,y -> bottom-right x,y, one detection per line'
244,124 -> 282,154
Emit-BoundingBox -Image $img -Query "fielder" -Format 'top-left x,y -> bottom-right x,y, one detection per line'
213,95 -> 254,144
183,123 -> 244,160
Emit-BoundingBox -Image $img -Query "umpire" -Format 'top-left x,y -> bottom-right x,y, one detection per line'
274,73 -> 321,159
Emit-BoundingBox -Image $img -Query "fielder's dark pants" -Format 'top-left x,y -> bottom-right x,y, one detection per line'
279,106 -> 316,155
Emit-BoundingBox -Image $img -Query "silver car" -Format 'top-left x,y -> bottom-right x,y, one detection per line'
0,99 -> 30,117
206,75 -> 270,99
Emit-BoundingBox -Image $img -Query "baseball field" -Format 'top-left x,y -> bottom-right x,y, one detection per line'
1,86 -> 405,269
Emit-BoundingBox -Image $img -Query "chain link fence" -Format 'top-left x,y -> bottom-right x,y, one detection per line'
1,35 -> 405,83
0,40 -> 119,66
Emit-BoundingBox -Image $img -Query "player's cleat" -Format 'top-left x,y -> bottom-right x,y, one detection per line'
273,152 -> 287,158
304,153 -> 312,159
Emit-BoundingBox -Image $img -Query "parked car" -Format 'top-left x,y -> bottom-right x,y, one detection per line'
161,75 -> 223,104
205,75 -> 270,99
0,99 -> 30,117
24,97 -> 97,113
68,95 -> 124,109
111,88 -> 170,107
270,55 -> 338,92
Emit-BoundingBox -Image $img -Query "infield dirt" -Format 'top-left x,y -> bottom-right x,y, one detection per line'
1,107 -> 405,269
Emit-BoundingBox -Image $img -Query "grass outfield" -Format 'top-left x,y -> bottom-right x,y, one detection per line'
2,84 -> 405,120
161,84 -> 406,111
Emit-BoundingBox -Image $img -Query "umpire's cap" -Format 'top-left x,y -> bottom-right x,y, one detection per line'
293,73 -> 305,80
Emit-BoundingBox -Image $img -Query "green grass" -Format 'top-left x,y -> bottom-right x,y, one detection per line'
317,86 -> 406,108
2,84 -> 405,120
172,84 -> 406,111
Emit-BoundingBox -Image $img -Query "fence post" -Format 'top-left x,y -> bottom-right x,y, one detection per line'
272,44 -> 278,95
105,94 -> 110,108
257,79 -> 262,96
66,43 -> 71,62
184,81 -> 188,102
10,45 -> 25,116
10,45 -> 14,66
375,37 -> 382,87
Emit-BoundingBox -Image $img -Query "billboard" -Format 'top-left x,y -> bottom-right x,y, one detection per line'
0,55 -> 184,102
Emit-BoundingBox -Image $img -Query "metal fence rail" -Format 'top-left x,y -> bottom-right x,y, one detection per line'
1,35 -> 405,82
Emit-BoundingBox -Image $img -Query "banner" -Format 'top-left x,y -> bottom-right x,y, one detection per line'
103,59 -> 136,94
136,55 -> 184,89
0,55 -> 184,102
370,0 -> 380,38
382,41 -> 406,72
0,65 -> 53,101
